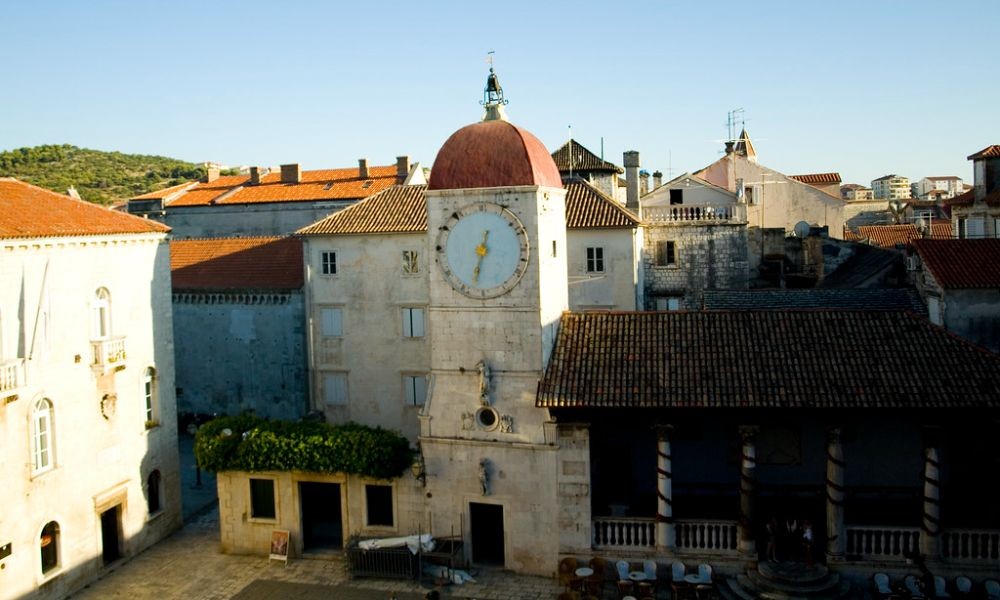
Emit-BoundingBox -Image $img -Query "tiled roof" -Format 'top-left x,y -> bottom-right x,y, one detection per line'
914,239 -> 1000,289
926,176 -> 961,181
170,236 -> 303,289
565,180 -> 639,229
148,166 -> 400,207
536,311 -> 1000,410
841,183 -> 866,191
790,173 -> 842,185
551,140 -> 624,174
297,185 -> 427,235
947,189 -> 1000,207
702,289 -> 925,313
297,181 -> 638,236
131,181 -> 198,200
968,145 -> 1000,160
855,222 -> 950,248
0,177 -> 170,239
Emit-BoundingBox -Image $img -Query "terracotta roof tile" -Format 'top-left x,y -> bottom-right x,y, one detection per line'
914,238 -> 1000,289
154,166 -> 399,207
968,145 -> 1000,160
170,236 -> 303,289
551,140 -> 624,174
565,180 -> 639,229
947,189 -> 1000,207
789,173 -> 842,185
0,177 -> 170,239
537,311 -> 1000,410
855,222 -> 950,248
702,289 -> 925,313
297,185 -> 427,235
131,181 -> 198,200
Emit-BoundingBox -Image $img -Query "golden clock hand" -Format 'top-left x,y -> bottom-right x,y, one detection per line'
472,230 -> 489,284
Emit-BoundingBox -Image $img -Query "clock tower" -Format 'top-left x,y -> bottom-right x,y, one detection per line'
419,68 -> 568,573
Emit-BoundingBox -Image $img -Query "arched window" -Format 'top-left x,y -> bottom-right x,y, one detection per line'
32,398 -> 54,473
147,470 -> 162,514
142,367 -> 157,424
40,521 -> 59,574
91,288 -> 111,340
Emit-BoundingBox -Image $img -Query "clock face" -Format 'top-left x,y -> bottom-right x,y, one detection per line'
437,202 -> 530,298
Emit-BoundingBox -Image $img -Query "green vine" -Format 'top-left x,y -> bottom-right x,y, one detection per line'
194,415 -> 414,480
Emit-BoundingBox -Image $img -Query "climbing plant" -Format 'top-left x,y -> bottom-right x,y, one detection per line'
194,415 -> 414,480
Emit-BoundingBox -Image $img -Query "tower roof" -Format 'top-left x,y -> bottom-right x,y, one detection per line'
734,128 -> 757,162
551,140 -> 624,174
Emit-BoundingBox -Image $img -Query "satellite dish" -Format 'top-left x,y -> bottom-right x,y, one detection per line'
793,221 -> 811,238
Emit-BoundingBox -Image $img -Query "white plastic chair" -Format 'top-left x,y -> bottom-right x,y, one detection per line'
643,559 -> 657,582
697,564 -> 713,584
874,573 -> 892,597
616,559 -> 630,582
905,575 -> 926,599
985,579 -> 1000,600
934,575 -> 951,598
672,561 -> 686,582
955,576 -> 972,594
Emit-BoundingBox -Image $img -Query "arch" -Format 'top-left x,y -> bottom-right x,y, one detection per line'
32,398 -> 54,472
146,470 -> 162,514
91,287 -> 112,339
39,521 -> 59,574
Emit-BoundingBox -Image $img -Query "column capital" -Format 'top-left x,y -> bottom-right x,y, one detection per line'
826,427 -> 843,445
738,425 -> 759,444
653,423 -> 674,440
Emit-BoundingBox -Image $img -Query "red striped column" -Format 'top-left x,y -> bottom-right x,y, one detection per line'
655,425 -> 675,552
825,427 -> 846,561
738,426 -> 758,557
920,441 -> 942,559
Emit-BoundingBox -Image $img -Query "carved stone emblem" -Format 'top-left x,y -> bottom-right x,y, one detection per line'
100,394 -> 117,420
500,414 -> 513,433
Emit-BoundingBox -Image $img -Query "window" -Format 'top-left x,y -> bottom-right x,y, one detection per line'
552,240 -> 557,257
968,218 -> 985,239
927,297 -> 942,326
669,189 -> 684,205
404,374 -> 428,406
320,307 -> 343,337
320,251 -> 337,275
249,478 -> 276,519
744,186 -> 756,205
655,241 -> 677,266
402,250 -> 419,274
91,288 -> 111,339
957,218 -> 966,239
655,297 -> 682,311
322,372 -> 348,406
401,307 -> 425,338
365,484 -> 394,527
147,470 -> 162,514
32,398 -> 54,473
142,367 -> 157,424
40,521 -> 59,574
586,247 -> 604,273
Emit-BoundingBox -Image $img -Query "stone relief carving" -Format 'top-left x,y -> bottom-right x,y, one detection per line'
461,412 -> 475,431
479,458 -> 490,496
475,360 -> 491,406
500,414 -> 513,433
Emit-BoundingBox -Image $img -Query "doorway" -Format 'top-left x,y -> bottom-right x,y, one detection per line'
299,482 -> 343,551
100,506 -> 121,564
469,502 -> 504,566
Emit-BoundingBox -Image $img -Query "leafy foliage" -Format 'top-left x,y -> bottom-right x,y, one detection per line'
194,415 -> 415,480
0,144 -> 210,205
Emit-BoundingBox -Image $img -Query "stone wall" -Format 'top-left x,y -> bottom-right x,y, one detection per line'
162,200 -> 357,238
642,223 -> 749,309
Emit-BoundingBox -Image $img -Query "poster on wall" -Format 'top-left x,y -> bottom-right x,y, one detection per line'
269,529 -> 290,565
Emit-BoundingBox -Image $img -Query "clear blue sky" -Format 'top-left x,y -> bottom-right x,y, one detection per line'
2,1 -> 996,187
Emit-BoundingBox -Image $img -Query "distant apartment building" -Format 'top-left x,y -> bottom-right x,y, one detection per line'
912,176 -> 963,200
871,174 -> 911,200
841,183 -> 874,201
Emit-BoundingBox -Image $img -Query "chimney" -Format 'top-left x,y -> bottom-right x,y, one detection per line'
725,141 -> 735,155
67,186 -> 81,199
280,163 -> 301,184
640,170 -> 650,196
624,151 -> 641,212
358,158 -> 369,180
396,155 -> 410,180
206,167 -> 220,183
653,171 -> 663,190
250,166 -> 263,185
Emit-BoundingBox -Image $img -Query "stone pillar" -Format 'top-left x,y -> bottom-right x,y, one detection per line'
738,426 -> 758,558
920,433 -> 942,559
655,425 -> 675,552
624,151 -> 641,214
825,427 -> 846,561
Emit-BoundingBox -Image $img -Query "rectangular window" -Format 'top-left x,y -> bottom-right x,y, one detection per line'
968,217 -> 985,239
585,247 -> 604,273
957,218 -> 966,239
744,186 -> 755,204
320,307 -> 343,337
249,478 -> 276,519
365,484 -> 394,527
402,307 -> 425,337
655,241 -> 677,266
321,251 -> 337,275
402,250 -> 418,274
655,297 -> 682,311
404,374 -> 428,406
323,372 -> 348,406
669,189 -> 683,205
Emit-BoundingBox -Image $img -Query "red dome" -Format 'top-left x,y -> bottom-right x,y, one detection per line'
428,119 -> 563,190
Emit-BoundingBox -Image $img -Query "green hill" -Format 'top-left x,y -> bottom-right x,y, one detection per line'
0,144 -> 210,205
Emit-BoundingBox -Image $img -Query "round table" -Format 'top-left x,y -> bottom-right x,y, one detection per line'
622,597 -> 638,600
575,567 -> 594,578
684,574 -> 703,584
629,571 -> 646,581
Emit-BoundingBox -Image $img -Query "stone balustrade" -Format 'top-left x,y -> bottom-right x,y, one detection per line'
592,517 -> 738,555
675,519 -> 739,554
593,517 -> 655,550
0,358 -> 25,394
91,336 -> 127,370
845,525 -> 920,560
645,204 -> 746,224
941,529 -> 1000,562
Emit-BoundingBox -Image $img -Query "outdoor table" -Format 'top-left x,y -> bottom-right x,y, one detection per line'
629,571 -> 646,581
684,574 -> 703,584
575,567 -> 594,578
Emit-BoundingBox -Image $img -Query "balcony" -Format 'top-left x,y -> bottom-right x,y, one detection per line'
645,204 -> 746,224
592,517 -> 738,555
91,337 -> 127,373
0,358 -> 25,398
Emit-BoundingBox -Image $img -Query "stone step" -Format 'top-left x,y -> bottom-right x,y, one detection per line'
720,576 -> 758,600
757,561 -> 830,585
746,567 -> 840,595
733,573 -> 855,600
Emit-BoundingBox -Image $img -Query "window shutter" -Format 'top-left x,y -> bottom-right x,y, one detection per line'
321,308 -> 342,337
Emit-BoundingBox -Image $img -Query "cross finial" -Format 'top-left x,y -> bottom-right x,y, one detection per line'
486,49 -> 495,69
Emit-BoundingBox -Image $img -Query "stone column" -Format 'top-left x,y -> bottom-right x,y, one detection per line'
655,425 -> 675,552
920,433 -> 942,559
738,426 -> 758,558
825,427 -> 846,561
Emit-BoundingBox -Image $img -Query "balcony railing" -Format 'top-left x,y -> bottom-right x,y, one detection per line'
845,526 -> 919,560
91,337 -> 126,371
645,204 -> 746,224
592,517 -> 738,555
942,529 -> 1000,562
0,358 -> 25,395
